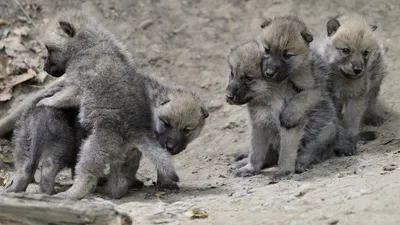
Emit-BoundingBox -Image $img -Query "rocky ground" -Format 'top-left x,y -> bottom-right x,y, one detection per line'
1,0 -> 400,224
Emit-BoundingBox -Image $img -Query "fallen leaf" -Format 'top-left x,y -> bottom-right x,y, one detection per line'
4,36 -> 26,52
0,19 -> 9,27
0,56 -> 9,78
0,173 -> 10,187
145,191 -> 165,199
0,153 -> 12,163
0,88 -> 12,101
185,208 -> 208,220
12,26 -> 30,37
0,68 -> 36,102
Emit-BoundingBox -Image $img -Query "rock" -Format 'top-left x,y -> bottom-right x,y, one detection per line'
207,100 -> 223,112
222,121 -> 239,130
139,19 -> 154,30
36,71 -> 48,83
12,26 -> 30,37
383,164 -> 397,171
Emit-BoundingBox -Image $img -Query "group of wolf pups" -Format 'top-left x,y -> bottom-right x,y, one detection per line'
1,10 -> 386,201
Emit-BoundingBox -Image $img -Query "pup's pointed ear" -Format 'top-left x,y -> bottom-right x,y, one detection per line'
370,25 -> 378,31
201,107 -> 209,119
59,21 -> 75,37
260,18 -> 272,28
301,30 -> 314,44
327,18 -> 340,36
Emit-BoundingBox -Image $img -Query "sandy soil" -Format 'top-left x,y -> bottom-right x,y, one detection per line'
1,0 -> 400,224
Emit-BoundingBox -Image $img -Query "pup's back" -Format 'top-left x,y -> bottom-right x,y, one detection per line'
6,87 -> 85,194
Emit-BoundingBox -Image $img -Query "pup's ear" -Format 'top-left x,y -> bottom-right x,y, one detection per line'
301,30 -> 314,44
370,25 -> 378,31
260,18 -> 272,28
327,18 -> 340,36
59,21 -> 75,37
201,107 -> 209,119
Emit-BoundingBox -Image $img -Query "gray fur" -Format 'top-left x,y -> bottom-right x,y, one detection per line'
97,148 -> 143,199
315,14 -> 386,147
0,78 -> 65,138
226,39 -> 297,177
230,16 -> 354,178
5,86 -> 85,195
259,16 -> 342,177
38,11 -> 207,199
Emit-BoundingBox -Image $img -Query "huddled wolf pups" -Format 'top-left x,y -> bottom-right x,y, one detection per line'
229,16 -> 353,178
36,10 -> 208,199
315,14 -> 387,143
5,85 -> 85,195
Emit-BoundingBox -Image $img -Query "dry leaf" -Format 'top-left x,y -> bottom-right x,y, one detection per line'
0,19 -> 9,27
4,36 -> 26,52
12,26 -> 30,37
185,208 -> 208,220
0,88 -> 12,101
0,153 -> 12,163
0,56 -> 9,78
0,68 -> 36,102
10,68 -> 37,85
0,173 -> 10,187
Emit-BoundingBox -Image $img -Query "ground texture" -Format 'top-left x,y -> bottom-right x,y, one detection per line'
1,0 -> 400,224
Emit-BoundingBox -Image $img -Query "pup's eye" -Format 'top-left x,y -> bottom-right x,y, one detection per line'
243,75 -> 254,83
362,50 -> 370,57
161,119 -> 170,128
283,52 -> 294,60
264,47 -> 271,55
183,127 -> 193,136
229,71 -> 234,79
342,48 -> 351,55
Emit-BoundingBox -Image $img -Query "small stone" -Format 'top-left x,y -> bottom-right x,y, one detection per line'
173,24 -> 187,34
36,71 -> 48,83
139,19 -> 154,30
222,121 -> 239,130
328,220 -> 339,225
207,100 -> 223,112
383,164 -> 397,171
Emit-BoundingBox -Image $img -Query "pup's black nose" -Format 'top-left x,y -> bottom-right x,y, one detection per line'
166,139 -> 178,152
226,94 -> 234,101
264,69 -> 277,77
353,67 -> 363,75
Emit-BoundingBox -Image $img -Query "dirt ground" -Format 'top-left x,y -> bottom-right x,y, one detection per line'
1,0 -> 400,224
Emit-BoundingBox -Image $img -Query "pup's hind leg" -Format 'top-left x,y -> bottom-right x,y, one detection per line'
295,122 -> 336,173
99,149 -> 143,199
6,163 -> 36,193
39,154 -> 65,195
6,130 -> 36,193
54,129 -> 123,200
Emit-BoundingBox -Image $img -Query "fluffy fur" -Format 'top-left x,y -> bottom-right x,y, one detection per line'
37,11 -> 208,199
315,14 -> 387,146
231,16 -> 355,178
5,85 -> 85,195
